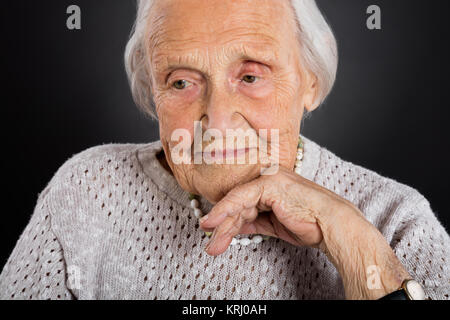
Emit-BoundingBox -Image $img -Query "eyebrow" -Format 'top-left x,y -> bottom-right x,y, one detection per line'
153,45 -> 279,76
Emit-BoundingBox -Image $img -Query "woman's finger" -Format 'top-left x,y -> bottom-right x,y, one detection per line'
201,212 -> 274,245
205,214 -> 241,255
239,211 -> 276,236
200,181 -> 262,229
205,206 -> 260,255
240,212 -> 313,247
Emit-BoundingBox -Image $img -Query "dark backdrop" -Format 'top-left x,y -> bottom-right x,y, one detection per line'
1,0 -> 449,268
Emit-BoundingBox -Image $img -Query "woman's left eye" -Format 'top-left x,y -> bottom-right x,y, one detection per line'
241,75 -> 259,84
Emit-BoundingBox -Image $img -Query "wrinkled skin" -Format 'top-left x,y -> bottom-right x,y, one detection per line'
148,0 -> 316,204
146,0 -> 410,299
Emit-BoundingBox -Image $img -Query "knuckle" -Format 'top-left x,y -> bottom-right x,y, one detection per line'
242,208 -> 258,223
225,189 -> 243,203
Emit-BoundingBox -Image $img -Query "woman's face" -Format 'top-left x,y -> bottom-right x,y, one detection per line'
147,0 -> 318,203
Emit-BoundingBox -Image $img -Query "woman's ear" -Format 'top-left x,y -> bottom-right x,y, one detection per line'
303,71 -> 319,112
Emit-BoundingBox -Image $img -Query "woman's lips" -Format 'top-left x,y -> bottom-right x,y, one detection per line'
195,147 -> 255,162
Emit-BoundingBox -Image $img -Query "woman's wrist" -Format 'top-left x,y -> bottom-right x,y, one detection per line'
316,201 -> 411,299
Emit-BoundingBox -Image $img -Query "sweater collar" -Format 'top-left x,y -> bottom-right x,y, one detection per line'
135,134 -> 322,212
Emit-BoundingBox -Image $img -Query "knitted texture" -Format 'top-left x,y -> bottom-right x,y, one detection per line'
1,135 -> 449,300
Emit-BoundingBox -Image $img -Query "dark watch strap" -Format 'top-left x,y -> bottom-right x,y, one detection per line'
379,289 -> 409,300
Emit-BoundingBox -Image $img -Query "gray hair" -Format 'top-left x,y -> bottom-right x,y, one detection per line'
124,0 -> 338,120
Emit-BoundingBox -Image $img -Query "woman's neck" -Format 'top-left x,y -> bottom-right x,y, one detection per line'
156,149 -> 174,176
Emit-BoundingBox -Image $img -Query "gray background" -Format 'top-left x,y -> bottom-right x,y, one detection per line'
1,0 -> 449,267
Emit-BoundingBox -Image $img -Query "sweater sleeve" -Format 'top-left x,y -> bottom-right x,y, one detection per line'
392,195 -> 450,300
0,190 -> 74,300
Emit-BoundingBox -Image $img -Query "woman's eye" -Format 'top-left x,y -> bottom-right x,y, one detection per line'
172,79 -> 192,90
241,75 -> 259,84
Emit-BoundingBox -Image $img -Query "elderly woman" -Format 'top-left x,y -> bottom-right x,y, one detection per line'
1,0 -> 449,300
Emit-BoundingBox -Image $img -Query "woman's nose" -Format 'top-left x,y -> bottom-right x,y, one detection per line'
201,85 -> 246,135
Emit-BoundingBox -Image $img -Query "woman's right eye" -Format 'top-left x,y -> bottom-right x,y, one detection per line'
172,79 -> 192,90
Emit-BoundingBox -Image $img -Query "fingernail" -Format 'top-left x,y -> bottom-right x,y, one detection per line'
205,239 -> 213,252
205,229 -> 217,251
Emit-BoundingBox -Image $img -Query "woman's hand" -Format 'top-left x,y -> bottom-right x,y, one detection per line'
199,166 -> 411,299
199,166 -> 337,251
199,165 -> 358,254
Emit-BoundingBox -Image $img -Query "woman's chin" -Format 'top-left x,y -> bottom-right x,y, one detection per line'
193,163 -> 261,204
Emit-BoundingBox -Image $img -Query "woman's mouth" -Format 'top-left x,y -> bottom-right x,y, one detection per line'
195,147 -> 256,163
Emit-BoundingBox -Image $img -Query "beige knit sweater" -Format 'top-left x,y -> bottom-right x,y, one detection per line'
1,135 -> 449,300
